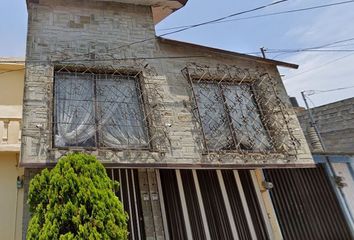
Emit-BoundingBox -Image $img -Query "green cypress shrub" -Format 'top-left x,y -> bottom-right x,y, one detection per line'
26,153 -> 128,240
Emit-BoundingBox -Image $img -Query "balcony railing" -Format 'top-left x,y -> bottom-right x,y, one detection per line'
0,118 -> 21,152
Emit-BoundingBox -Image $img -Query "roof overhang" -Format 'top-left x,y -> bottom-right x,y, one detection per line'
26,0 -> 188,24
158,37 -> 299,69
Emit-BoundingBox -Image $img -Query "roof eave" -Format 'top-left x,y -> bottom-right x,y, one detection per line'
158,37 -> 299,69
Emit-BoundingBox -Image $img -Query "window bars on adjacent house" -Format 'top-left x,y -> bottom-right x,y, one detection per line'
183,64 -> 301,156
54,71 -> 150,149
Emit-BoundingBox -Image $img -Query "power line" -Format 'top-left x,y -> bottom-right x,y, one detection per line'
326,43 -> 354,48
0,55 -> 208,75
0,55 -> 208,66
158,0 -> 288,36
59,0 -> 288,62
267,37 -> 354,52
3,37 -> 354,65
246,36 -> 354,56
270,49 -> 354,53
12,36 -> 354,65
158,0 -> 354,31
261,49 -> 354,54
285,52 -> 354,80
307,95 -> 317,108
231,37 -> 354,57
16,1 -> 352,64
269,37 -> 354,59
305,85 -> 354,95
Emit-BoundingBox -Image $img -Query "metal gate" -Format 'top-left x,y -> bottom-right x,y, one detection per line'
264,166 -> 353,240
106,169 -> 145,240
159,169 -> 269,240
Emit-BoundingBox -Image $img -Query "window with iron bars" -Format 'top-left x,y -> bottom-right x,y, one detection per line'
53,71 -> 150,149
192,80 -> 272,152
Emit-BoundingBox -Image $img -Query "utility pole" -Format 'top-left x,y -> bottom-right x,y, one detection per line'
301,91 -> 354,232
301,91 -> 326,150
260,47 -> 266,59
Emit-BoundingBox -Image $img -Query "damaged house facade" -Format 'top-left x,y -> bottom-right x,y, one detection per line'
21,0 -> 353,239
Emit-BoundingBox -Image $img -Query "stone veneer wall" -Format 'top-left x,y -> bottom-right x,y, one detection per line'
297,97 -> 354,153
22,0 -> 312,168
22,1 -> 314,238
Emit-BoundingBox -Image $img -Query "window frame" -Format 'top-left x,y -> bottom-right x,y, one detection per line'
52,68 -> 152,151
190,78 -> 274,153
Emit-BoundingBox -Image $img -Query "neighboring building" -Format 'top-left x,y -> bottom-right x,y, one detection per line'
0,58 -> 25,240
297,97 -> 354,153
296,97 -> 354,235
17,0 -> 353,239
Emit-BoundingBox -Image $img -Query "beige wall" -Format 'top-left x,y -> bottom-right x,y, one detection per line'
0,63 -> 24,147
0,153 -> 24,240
0,67 -> 24,106
0,62 -> 25,239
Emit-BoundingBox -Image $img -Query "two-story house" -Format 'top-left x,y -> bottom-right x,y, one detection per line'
20,0 -> 351,239
0,58 -> 24,240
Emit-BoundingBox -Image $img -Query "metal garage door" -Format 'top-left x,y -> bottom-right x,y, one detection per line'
159,169 -> 269,240
264,166 -> 352,240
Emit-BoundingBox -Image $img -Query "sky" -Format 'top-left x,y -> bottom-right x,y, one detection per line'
1,0 -> 354,107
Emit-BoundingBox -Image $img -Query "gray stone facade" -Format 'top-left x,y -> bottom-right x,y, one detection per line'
297,97 -> 354,153
22,0 -> 312,168
21,1 -> 315,235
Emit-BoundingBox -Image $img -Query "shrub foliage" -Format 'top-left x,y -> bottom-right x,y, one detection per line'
27,153 -> 128,240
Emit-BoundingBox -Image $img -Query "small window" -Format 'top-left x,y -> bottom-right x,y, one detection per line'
54,72 -> 149,149
193,81 -> 271,152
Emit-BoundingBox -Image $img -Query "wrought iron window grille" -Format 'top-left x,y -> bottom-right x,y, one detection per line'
183,64 -> 301,157
53,68 -> 152,150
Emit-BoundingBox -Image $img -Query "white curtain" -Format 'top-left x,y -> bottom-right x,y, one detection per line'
55,73 -> 148,148
55,73 -> 96,147
96,76 -> 148,148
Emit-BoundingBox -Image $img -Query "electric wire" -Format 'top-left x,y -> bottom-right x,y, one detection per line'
0,55 -> 208,65
270,37 -> 354,59
157,0 -> 288,35
57,0 -> 288,62
305,85 -> 354,95
4,36 -> 354,64
158,0 -> 354,31
2,1 -> 354,77
233,37 -> 354,56
285,53 -> 354,80
269,37 -> 354,52
271,49 -> 354,53
0,1 -> 289,65
5,2 -> 354,64
307,95 -> 317,108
